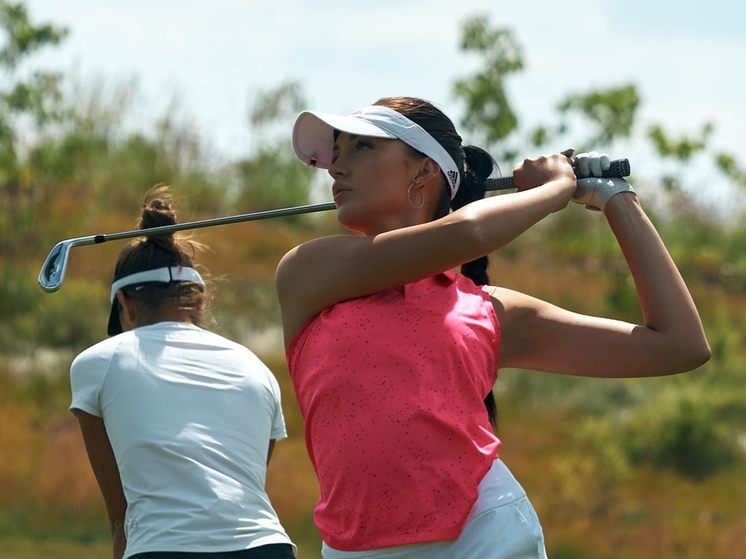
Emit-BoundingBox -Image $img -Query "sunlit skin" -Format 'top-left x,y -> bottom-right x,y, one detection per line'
277,142 -> 709,376
329,133 -> 444,235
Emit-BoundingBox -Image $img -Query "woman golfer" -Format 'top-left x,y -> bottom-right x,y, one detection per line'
70,187 -> 295,559
276,97 -> 710,558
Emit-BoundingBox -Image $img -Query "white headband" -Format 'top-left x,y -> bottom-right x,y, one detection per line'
110,266 -> 205,303
292,105 -> 461,199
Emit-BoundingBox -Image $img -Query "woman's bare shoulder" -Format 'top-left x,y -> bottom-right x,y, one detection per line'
487,286 -> 542,326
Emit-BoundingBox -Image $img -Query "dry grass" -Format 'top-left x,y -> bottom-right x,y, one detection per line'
0,538 -> 111,559
0,400 -> 42,501
34,415 -> 102,504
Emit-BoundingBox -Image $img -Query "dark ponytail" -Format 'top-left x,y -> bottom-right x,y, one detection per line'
373,97 -> 499,429
450,145 -> 496,287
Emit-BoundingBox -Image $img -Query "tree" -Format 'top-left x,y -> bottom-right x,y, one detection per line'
454,14 -> 746,199
453,15 -> 523,161
557,84 -> 640,147
235,82 -> 314,212
715,153 -> 746,189
0,0 -> 68,255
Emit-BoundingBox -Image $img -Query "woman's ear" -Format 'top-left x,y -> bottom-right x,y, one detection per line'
413,158 -> 442,186
115,291 -> 137,329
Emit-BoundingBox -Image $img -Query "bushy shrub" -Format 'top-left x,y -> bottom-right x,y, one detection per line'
0,264 -> 45,351
6,274 -> 106,351
621,388 -> 739,481
553,416 -> 630,516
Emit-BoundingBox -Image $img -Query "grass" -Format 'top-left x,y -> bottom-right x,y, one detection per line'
2,392 -> 743,558
0,538 -> 112,559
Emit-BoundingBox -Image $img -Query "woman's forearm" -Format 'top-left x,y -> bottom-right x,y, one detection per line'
465,178 -> 574,256
604,193 -> 710,366
112,524 -> 126,559
374,176 -> 576,280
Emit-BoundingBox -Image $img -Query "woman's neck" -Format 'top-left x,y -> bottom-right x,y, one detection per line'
135,308 -> 194,329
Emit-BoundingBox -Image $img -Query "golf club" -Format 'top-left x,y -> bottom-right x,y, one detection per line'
38,158 -> 630,293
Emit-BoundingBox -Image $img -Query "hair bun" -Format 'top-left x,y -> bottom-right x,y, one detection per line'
139,184 -> 177,230
463,145 -> 496,183
137,184 -> 178,250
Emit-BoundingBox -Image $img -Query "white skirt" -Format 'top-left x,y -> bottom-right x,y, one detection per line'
321,459 -> 548,559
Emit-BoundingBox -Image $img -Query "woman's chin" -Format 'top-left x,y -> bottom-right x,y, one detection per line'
336,204 -> 364,232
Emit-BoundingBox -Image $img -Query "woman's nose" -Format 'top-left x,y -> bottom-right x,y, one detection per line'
328,157 -> 348,178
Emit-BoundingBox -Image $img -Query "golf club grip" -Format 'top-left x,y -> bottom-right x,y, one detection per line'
485,158 -> 630,191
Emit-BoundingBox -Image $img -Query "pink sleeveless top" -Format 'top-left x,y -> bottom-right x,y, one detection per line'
286,270 -> 501,551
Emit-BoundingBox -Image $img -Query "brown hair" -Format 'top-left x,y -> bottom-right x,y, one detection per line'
373,97 -> 499,428
113,185 -> 210,328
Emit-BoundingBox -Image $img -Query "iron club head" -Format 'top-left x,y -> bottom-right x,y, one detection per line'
38,239 -> 74,293
38,236 -> 99,292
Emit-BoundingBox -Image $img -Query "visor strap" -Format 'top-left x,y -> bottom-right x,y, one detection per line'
110,266 -> 205,303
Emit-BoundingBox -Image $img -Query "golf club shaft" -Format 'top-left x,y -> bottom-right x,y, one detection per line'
65,157 -> 631,244
38,158 -> 630,292
98,201 -> 338,244
37,202 -> 337,293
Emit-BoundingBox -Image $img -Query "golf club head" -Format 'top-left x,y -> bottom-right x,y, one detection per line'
38,239 -> 73,293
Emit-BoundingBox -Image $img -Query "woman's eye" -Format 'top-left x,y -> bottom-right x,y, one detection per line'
356,140 -> 372,150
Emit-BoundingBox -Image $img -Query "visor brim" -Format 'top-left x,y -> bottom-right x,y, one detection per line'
292,111 -> 396,169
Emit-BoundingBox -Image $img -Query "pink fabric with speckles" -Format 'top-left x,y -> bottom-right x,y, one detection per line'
286,270 -> 501,551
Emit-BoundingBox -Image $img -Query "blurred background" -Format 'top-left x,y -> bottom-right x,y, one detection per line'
1,1 -> 745,558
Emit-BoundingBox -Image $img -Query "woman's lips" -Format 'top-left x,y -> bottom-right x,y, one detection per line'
332,184 -> 351,200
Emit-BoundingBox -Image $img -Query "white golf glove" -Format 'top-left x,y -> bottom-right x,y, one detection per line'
572,151 -> 635,212
575,151 -> 610,177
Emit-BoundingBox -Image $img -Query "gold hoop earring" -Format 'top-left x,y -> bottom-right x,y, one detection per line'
407,182 -> 424,209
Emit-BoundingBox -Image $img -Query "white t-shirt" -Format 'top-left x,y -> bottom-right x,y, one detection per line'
70,321 -> 294,558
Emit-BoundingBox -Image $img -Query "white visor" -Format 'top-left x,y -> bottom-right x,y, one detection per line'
110,266 -> 205,303
292,105 -> 461,199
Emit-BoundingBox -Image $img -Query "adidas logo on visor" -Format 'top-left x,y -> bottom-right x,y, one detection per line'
447,170 -> 459,187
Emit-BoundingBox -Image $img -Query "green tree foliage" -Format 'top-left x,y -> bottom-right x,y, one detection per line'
558,84 -> 640,146
621,388 -> 739,481
0,1 -> 67,69
249,81 -> 306,132
235,146 -> 314,211
648,122 -> 713,162
235,82 -> 314,212
522,83 -> 641,156
646,122 -> 713,191
0,4 -> 230,348
0,0 -> 68,255
715,152 -> 746,188
453,15 -> 523,160
0,0 -> 68,159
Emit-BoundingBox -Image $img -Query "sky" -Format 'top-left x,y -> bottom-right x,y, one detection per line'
17,0 -> 746,208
